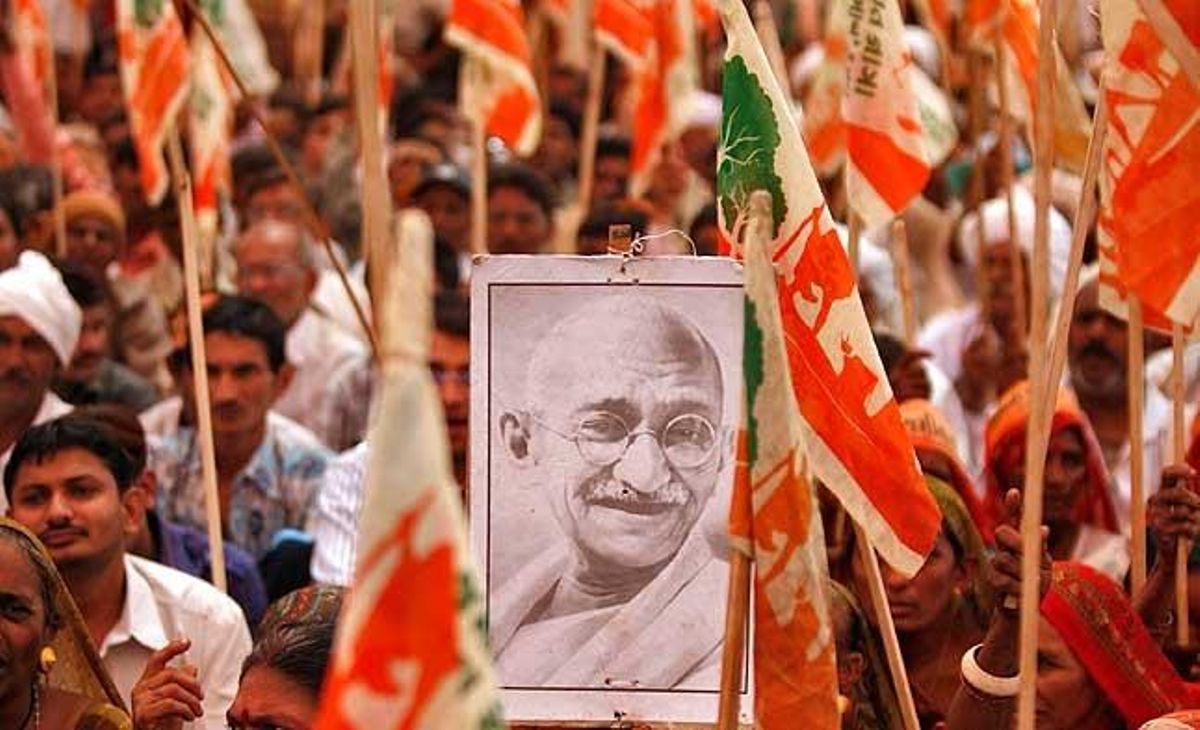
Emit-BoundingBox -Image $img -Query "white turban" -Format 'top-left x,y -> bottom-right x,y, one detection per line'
957,184 -> 1073,297
0,251 -> 82,364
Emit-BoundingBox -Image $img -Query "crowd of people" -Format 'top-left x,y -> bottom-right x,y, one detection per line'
0,0 -> 1196,728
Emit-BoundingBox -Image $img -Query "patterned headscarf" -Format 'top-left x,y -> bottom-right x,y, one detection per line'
926,477 -> 993,624
983,380 -> 1119,533
1042,562 -> 1200,726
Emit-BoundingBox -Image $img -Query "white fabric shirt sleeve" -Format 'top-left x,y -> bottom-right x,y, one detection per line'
308,443 -> 369,586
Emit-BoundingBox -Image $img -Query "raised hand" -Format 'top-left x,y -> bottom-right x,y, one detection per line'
131,639 -> 204,730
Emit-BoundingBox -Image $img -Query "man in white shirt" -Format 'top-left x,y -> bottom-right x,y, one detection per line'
5,411 -> 251,729
0,251 -> 79,504
234,219 -> 366,447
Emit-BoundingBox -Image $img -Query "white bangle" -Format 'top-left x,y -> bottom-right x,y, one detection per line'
960,644 -> 1021,697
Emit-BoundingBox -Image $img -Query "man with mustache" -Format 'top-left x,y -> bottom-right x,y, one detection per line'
145,296 -> 332,560
491,294 -> 730,689
0,251 -> 80,507
1067,268 -> 1171,530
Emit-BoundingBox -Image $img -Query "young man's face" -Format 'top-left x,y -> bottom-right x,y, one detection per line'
66,214 -> 123,280
0,316 -> 59,420
7,448 -> 143,573
65,304 -> 112,384
430,330 -> 469,465
199,332 -> 287,438
487,187 -> 551,255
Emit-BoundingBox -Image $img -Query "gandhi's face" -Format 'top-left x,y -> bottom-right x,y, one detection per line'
518,303 -> 724,572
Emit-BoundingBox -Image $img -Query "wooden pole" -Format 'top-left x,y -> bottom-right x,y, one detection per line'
470,113 -> 489,257
967,50 -> 991,323
890,219 -> 917,345
993,35 -> 1027,346
294,0 -> 326,105
715,550 -> 751,730
847,211 -> 862,274
175,0 -> 380,359
1173,324 -> 1191,646
854,525 -> 921,730
348,0 -> 394,330
166,130 -> 227,594
45,52 -> 66,260
1015,0 -> 1056,725
753,0 -> 791,101
1129,298 -> 1147,595
575,42 -> 606,217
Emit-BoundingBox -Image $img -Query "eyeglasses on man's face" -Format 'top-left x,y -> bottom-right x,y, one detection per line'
541,411 -> 719,470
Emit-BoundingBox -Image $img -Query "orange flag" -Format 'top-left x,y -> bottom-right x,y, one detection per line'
445,0 -> 542,155
595,0 -> 654,66
1098,0 -> 1200,330
630,0 -> 697,195
188,2 -> 233,260
116,0 -> 191,204
733,194 -> 840,729
718,0 -> 941,576
842,0 -> 931,226
12,0 -> 52,94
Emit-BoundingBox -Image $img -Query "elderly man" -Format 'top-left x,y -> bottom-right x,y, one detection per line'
1068,268 -> 1171,529
0,252 -> 79,499
234,219 -> 366,446
491,294 -> 730,688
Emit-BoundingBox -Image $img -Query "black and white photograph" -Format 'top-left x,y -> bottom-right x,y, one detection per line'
470,255 -> 751,723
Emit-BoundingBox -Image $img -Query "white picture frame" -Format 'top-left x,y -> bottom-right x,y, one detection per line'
469,255 -> 752,724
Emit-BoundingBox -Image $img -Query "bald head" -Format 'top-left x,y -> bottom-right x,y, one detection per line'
235,220 -> 319,327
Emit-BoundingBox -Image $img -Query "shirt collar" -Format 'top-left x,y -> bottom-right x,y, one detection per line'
102,556 -> 169,655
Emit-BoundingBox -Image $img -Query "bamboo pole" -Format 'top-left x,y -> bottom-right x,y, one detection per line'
1015,0 -> 1057,724
1173,324 -> 1190,646
166,130 -> 227,594
854,525 -> 921,730
993,35 -> 1027,346
575,41 -> 606,217
967,50 -> 991,323
1129,298 -> 1147,595
847,211 -> 862,274
715,550 -> 751,730
175,0 -> 380,359
470,113 -> 489,257
45,51 -> 66,260
890,219 -> 917,345
347,0 -> 394,330
753,0 -> 791,101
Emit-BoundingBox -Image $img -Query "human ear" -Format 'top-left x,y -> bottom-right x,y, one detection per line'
120,481 -> 150,538
499,411 -> 534,466
274,363 -> 296,398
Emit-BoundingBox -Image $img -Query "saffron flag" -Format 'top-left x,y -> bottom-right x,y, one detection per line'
595,0 -> 654,67
315,212 -> 503,730
965,0 -> 1092,173
445,0 -> 542,156
1097,0 -> 1200,330
717,0 -> 941,575
13,0 -> 52,93
188,1 -> 233,262
801,10 -> 848,176
842,0 -> 931,227
732,193 -> 839,729
630,0 -> 697,195
116,0 -> 191,204
910,0 -> 956,51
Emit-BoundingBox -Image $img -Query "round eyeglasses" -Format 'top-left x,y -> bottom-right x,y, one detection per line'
562,412 -> 719,470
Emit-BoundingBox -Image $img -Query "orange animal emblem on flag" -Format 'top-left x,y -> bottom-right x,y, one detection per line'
1098,0 -> 1200,328
117,0 -> 191,204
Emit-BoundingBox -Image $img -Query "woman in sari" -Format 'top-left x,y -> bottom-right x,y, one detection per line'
983,380 -> 1127,580
849,477 -> 992,728
0,518 -> 129,729
829,580 -> 901,730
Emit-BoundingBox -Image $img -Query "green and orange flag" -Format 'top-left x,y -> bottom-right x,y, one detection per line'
1097,0 -> 1200,330
116,0 -> 191,204
716,0 -> 940,577
733,194 -> 839,728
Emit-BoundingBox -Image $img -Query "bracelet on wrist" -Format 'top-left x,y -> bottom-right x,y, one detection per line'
960,644 -> 1020,698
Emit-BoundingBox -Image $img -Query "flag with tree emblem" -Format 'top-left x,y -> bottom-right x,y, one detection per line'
116,0 -> 191,204
731,192 -> 840,729
188,0 -> 232,263
717,0 -> 941,576
1097,0 -> 1200,330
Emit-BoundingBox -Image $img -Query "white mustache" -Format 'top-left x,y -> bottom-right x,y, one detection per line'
585,479 -> 689,506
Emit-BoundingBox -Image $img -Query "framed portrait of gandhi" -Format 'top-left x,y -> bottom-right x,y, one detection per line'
470,256 -> 753,724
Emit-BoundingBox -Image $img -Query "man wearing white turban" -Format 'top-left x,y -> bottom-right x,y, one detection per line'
0,251 -> 81,503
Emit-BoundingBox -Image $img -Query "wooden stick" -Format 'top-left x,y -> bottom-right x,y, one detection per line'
348,0 -> 394,332
854,525 -> 921,730
715,550 -> 751,730
45,50 -> 66,260
967,50 -> 991,323
575,41 -> 606,218
993,35 -> 1027,346
847,211 -> 862,276
293,0 -> 326,105
890,219 -> 917,345
1129,298 -> 1148,595
1016,0 -> 1056,724
166,130 -> 227,594
175,0 -> 380,359
470,113 -> 488,257
753,0 -> 791,101
1173,323 -> 1190,646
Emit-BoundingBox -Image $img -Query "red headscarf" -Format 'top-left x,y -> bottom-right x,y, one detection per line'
1042,562 -> 1200,726
983,380 -> 1119,534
